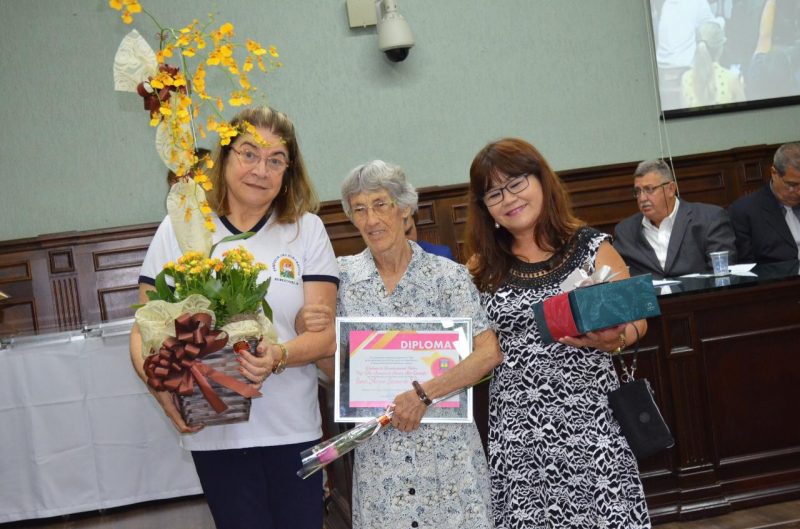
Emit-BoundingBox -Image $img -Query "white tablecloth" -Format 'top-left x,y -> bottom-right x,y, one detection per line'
0,320 -> 202,523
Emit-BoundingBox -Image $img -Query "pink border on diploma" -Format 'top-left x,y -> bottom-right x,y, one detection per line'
350,400 -> 460,408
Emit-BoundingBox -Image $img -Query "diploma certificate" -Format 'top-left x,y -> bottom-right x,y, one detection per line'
334,317 -> 473,423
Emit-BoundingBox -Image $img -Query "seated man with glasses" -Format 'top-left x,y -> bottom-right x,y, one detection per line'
613,159 -> 737,278
729,142 -> 800,264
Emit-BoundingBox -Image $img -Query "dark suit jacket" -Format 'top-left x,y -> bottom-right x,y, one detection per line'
728,185 -> 799,264
613,200 -> 737,278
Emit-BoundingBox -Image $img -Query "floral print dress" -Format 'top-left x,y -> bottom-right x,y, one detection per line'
337,242 -> 494,529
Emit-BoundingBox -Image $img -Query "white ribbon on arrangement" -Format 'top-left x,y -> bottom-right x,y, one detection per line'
166,180 -> 213,256
112,29 -> 192,173
221,315 -> 278,348
560,264 -> 620,293
113,29 -> 157,92
155,102 -> 194,173
135,294 -> 278,359
135,294 -> 216,358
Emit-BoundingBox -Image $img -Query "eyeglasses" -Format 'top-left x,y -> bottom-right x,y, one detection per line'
482,174 -> 530,207
230,146 -> 289,173
778,173 -> 800,192
633,182 -> 670,198
351,200 -> 396,220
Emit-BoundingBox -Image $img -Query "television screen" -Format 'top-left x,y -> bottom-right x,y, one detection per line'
650,0 -> 800,118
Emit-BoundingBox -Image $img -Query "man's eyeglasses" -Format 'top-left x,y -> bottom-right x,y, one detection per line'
482,174 -> 530,207
230,146 -> 289,173
633,182 -> 670,198
778,173 -> 800,192
351,200 -> 396,220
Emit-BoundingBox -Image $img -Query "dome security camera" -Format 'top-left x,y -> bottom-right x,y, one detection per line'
376,0 -> 414,62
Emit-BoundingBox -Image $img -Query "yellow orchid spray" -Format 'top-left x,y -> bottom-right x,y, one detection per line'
109,0 -> 283,232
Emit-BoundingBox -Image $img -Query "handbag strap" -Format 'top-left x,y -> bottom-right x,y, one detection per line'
612,323 -> 641,383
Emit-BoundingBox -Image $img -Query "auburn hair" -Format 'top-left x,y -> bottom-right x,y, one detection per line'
466,138 -> 583,292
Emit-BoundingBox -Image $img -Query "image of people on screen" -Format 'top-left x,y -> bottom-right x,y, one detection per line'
651,0 -> 800,112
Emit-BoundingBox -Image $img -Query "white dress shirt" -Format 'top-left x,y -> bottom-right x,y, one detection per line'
642,198 -> 681,269
781,204 -> 800,260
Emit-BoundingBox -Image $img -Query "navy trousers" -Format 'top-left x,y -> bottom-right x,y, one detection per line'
192,439 -> 323,529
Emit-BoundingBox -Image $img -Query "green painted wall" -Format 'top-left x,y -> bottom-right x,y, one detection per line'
1,0 -> 797,241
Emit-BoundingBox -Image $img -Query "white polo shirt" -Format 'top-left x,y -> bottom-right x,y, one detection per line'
140,211 -> 339,451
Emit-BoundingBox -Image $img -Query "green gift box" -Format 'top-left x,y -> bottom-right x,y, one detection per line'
533,274 -> 661,344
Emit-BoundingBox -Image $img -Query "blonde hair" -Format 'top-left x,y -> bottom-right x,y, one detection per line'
689,22 -> 726,106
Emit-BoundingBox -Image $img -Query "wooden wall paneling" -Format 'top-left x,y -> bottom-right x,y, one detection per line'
318,207 -> 365,258
702,325 -> 800,466
662,310 -> 730,518
567,173 -> 638,235
672,167 -> 729,208
47,248 -> 82,331
92,245 -> 150,271
0,258 -> 35,329
87,241 -> 151,323
48,250 -> 75,274
30,251 -> 59,332
698,301 -> 800,509
732,146 -> 773,199
666,315 -> 711,468
639,318 -> 682,519
97,285 -> 140,322
0,299 -> 37,335
451,201 -> 469,263
430,196 -> 463,256
51,276 -> 82,330
0,255 -> 37,334
415,201 -> 441,245
0,259 -> 31,284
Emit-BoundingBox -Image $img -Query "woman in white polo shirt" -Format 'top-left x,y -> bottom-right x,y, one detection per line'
130,106 -> 339,529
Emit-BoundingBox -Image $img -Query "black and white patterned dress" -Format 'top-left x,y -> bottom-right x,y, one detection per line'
482,227 -> 650,529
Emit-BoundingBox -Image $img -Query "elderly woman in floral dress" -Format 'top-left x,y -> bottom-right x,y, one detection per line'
331,160 -> 502,528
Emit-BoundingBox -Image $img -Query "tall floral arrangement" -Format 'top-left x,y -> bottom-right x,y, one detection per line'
110,0 -> 281,233
112,1 -> 281,426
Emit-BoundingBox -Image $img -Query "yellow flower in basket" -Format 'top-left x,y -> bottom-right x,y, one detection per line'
134,236 -> 278,427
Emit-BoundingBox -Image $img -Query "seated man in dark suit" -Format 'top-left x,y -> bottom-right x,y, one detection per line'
613,159 -> 737,278
404,216 -> 455,261
729,142 -> 800,264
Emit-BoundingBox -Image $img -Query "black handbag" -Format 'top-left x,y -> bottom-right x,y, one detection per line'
607,337 -> 674,459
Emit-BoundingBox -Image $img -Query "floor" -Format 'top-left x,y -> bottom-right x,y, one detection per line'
3,497 -> 800,529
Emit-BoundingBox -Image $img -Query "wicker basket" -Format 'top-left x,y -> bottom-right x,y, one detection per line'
178,337 -> 259,427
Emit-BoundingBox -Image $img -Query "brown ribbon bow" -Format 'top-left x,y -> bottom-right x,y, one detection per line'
144,312 -> 261,414
136,64 -> 186,113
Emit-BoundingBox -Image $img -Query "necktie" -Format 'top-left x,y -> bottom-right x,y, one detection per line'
794,205 -> 800,224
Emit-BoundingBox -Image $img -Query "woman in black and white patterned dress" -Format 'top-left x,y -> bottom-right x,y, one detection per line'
466,138 -> 651,529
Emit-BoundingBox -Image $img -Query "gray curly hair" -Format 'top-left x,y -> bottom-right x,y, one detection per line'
633,159 -> 675,183
340,160 -> 419,217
